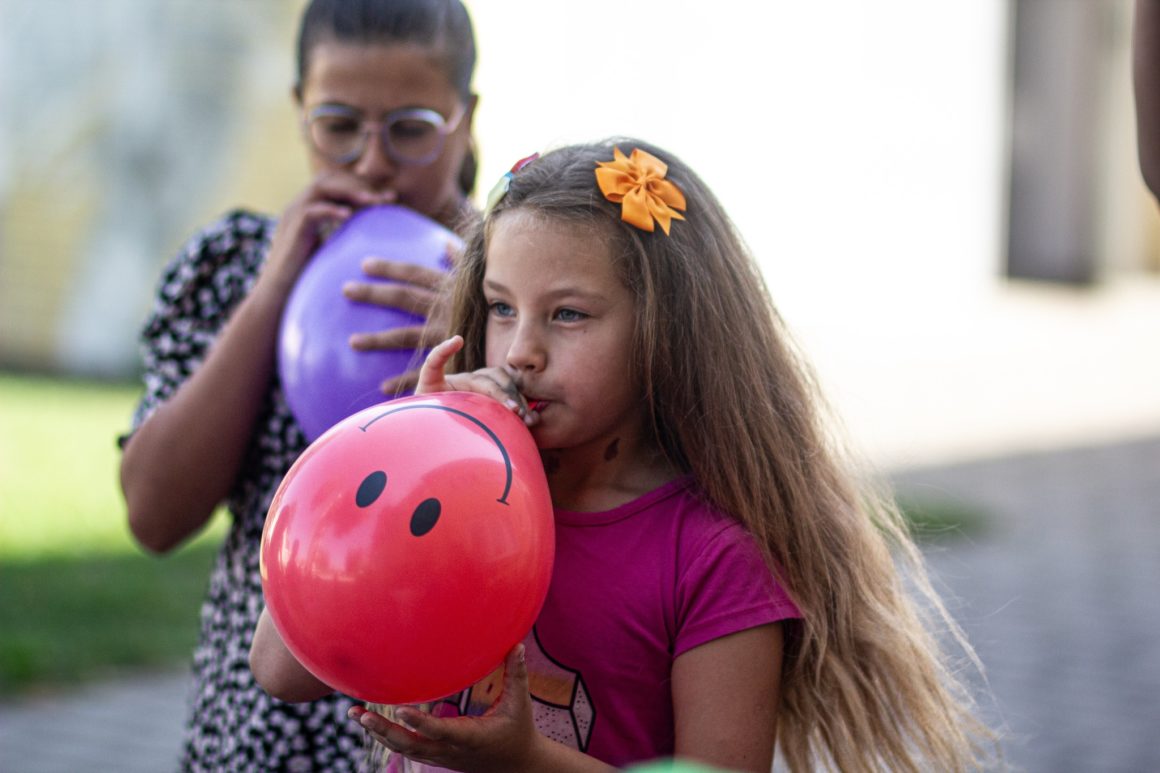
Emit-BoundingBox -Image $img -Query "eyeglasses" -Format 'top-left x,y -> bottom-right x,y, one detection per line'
304,103 -> 465,166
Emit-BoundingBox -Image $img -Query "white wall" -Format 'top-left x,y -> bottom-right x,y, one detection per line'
467,1 -> 1010,319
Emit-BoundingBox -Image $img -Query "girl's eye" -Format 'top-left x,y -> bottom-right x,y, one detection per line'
555,308 -> 586,322
488,301 -> 514,318
317,116 -> 361,138
388,119 -> 436,141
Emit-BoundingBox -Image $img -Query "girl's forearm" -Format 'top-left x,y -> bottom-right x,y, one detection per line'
249,608 -> 333,703
516,735 -> 618,773
120,279 -> 289,552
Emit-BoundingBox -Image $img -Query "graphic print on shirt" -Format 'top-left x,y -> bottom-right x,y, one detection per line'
445,627 -> 595,752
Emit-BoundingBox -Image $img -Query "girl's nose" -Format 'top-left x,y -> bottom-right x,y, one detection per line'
506,323 -> 546,372
352,130 -> 397,188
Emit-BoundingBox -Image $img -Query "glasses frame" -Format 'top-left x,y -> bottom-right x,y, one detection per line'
303,103 -> 466,167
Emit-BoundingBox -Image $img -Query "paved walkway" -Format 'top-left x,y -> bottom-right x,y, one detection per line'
2,432 -> 1158,772
893,434 -> 1160,772
0,668 -> 190,772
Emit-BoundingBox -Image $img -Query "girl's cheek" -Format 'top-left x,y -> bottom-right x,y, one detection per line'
483,336 -> 505,370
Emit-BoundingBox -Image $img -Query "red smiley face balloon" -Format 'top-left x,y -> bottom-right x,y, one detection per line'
260,392 -> 555,705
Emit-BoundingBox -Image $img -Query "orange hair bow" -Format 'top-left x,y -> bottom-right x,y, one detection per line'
595,147 -> 687,235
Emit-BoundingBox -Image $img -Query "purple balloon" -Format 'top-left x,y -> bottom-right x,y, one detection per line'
278,205 -> 460,442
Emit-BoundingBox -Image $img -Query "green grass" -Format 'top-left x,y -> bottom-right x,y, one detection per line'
0,545 -> 220,693
895,494 -> 991,542
0,372 -> 227,695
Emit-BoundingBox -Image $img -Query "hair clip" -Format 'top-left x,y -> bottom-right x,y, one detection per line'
595,147 -> 686,235
484,153 -> 540,215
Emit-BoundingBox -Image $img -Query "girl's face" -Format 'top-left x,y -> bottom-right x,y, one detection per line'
297,41 -> 474,223
483,211 -> 644,460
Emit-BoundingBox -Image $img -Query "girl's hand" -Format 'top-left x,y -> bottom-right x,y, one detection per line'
414,337 -> 538,426
349,240 -> 462,396
350,645 -> 542,773
260,169 -> 396,295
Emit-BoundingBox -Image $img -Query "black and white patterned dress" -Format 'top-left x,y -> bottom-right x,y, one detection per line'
127,210 -> 368,772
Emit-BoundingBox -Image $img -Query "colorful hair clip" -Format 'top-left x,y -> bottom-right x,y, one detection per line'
484,153 -> 540,215
595,147 -> 686,235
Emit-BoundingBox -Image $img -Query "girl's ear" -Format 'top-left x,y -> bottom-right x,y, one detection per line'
292,82 -> 304,107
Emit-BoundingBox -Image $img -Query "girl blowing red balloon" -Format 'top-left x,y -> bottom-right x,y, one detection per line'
252,140 -> 995,772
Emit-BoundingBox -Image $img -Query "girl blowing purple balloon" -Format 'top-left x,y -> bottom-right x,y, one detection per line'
120,1 -> 479,770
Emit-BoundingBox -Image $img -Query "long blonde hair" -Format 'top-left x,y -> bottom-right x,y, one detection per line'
449,139 -> 994,771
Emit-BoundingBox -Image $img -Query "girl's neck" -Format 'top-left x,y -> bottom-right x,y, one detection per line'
541,435 -> 678,512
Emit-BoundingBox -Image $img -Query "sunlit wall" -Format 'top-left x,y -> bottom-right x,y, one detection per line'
0,0 -> 1153,435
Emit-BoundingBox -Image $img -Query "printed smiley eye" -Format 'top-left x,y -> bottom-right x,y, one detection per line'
356,471 -> 387,508
410,498 -> 441,537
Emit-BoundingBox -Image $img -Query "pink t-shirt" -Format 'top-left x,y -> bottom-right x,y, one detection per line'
401,477 -> 799,770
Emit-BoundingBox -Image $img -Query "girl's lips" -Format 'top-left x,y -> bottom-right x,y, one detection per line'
526,399 -> 549,412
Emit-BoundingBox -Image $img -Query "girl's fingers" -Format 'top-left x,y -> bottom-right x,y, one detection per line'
506,644 -> 528,690
351,708 -> 450,767
360,258 -> 446,289
348,648 -> 536,769
383,358 -> 519,398
414,341 -> 529,419
349,707 -> 419,754
299,200 -> 354,229
392,707 -> 451,742
264,173 -> 397,289
443,239 -> 465,270
350,324 -> 448,355
415,336 -> 464,394
349,260 -> 453,344
352,324 -> 426,352
443,369 -> 527,417
310,171 -> 397,209
487,643 -> 530,718
342,280 -> 436,316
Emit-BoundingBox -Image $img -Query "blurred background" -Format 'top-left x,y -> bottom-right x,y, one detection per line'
1,1 -> 1158,771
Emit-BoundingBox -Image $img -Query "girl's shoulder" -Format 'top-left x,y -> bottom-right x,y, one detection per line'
640,476 -> 739,531
154,209 -> 275,299
653,480 -> 801,650
630,479 -> 778,585
665,482 -> 761,554
138,209 -> 274,333
179,209 -> 276,266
